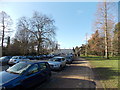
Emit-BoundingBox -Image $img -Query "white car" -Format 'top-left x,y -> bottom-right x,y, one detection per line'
8,56 -> 30,65
48,56 -> 66,70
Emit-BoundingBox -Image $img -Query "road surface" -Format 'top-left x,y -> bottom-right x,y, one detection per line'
35,57 -> 96,89
0,57 -> 98,89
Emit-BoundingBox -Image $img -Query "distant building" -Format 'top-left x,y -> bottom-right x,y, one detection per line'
53,49 -> 73,55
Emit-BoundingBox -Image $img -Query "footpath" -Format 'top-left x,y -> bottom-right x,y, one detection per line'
36,57 -> 103,89
78,57 -> 103,89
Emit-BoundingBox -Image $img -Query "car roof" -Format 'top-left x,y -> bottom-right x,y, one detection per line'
53,56 -> 64,58
12,56 -> 22,57
20,60 -> 48,64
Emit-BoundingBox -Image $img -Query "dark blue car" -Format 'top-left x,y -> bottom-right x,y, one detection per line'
0,61 -> 51,89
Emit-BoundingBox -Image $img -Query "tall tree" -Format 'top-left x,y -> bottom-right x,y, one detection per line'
88,30 -> 105,56
94,1 -> 116,59
15,17 -> 32,55
15,11 -> 56,55
30,11 -> 56,54
0,11 -> 13,55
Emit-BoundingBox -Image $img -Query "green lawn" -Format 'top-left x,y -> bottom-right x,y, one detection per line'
81,55 -> 119,88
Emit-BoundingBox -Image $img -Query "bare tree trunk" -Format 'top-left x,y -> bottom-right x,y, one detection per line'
37,42 -> 40,55
1,16 -> 5,55
85,33 -> 88,56
104,2 -> 109,59
6,36 -> 10,55
0,11 -> 13,56
2,27 -> 4,48
110,38 -> 113,56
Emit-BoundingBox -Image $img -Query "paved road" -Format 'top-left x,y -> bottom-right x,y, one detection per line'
35,57 -> 96,89
0,57 -> 97,89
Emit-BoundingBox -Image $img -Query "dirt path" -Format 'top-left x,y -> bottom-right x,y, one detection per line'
35,57 -> 98,89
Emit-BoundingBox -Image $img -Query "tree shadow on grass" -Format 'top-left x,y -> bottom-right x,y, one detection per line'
71,61 -> 87,64
92,67 -> 119,80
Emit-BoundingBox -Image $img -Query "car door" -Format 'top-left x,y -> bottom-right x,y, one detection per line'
38,63 -> 49,80
21,64 -> 44,88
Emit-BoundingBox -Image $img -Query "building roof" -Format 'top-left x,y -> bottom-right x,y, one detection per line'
53,49 -> 73,54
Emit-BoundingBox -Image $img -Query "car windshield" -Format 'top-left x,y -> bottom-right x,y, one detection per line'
6,62 -> 31,74
50,58 -> 62,62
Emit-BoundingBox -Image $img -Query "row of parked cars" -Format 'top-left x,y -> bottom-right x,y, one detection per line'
0,54 -> 55,65
0,54 -> 74,89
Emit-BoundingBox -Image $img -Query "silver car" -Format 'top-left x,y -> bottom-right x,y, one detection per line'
48,56 -> 66,70
8,56 -> 30,65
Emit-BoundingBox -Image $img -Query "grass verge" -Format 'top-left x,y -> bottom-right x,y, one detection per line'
81,55 -> 119,88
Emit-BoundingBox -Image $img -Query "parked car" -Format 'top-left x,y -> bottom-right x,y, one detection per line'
34,55 -> 45,60
8,56 -> 30,65
46,54 -> 54,58
0,56 -> 12,65
65,56 -> 73,64
0,61 -> 51,89
26,56 -> 35,60
48,56 -> 66,70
